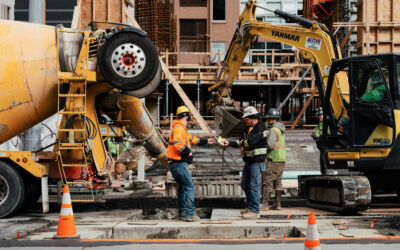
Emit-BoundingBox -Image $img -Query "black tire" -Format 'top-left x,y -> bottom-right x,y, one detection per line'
123,63 -> 161,98
0,161 -> 25,218
99,32 -> 160,91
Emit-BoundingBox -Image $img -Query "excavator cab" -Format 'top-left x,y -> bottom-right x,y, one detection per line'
321,54 -> 398,172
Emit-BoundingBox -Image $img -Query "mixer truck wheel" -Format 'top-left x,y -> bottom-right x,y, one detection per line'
99,32 -> 160,91
123,63 -> 161,98
0,161 -> 25,218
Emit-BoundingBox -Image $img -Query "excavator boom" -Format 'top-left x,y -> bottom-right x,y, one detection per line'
210,0 -> 349,136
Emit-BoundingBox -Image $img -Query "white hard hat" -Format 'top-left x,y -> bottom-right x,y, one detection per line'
242,106 -> 259,118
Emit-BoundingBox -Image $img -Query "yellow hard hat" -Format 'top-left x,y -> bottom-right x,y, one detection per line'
176,106 -> 190,116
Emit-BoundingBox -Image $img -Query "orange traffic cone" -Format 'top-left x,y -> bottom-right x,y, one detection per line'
54,185 -> 79,239
304,212 -> 321,250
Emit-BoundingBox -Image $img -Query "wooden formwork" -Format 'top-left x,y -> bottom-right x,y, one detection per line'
356,0 -> 400,54
76,0 -> 134,29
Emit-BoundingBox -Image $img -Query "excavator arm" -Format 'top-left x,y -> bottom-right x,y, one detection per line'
208,0 -> 349,123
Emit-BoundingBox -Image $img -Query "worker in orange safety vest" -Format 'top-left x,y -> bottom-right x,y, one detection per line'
167,105 -> 215,222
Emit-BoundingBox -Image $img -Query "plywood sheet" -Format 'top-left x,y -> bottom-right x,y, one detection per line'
93,0 -> 108,21
79,0 -> 126,29
80,0 -> 93,29
357,0 -> 400,54
108,0 -> 122,23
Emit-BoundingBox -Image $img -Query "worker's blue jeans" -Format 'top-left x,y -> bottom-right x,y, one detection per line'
241,161 -> 266,213
169,161 -> 195,218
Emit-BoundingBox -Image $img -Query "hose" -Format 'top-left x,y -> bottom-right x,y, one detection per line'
65,114 -> 97,142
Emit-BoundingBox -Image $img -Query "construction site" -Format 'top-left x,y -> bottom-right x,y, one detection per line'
2,0 -> 400,249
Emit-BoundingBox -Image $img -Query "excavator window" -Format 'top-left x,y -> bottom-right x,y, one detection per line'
350,59 -> 394,147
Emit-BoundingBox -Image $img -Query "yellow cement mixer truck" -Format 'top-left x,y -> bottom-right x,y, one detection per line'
0,20 -> 167,218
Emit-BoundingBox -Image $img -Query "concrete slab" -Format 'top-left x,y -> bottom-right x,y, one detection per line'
24,221 -> 118,240
113,220 -> 301,239
210,208 -> 337,221
9,210 -> 142,240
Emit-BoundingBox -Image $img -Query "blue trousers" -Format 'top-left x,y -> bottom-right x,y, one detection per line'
241,161 -> 266,213
169,161 -> 195,218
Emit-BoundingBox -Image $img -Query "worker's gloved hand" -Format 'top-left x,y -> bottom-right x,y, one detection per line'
217,136 -> 229,146
208,138 -> 216,144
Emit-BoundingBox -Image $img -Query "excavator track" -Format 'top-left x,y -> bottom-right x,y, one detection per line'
298,175 -> 371,213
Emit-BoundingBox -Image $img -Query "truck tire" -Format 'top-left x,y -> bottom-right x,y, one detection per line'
0,161 -> 25,218
99,32 -> 160,91
123,63 -> 161,98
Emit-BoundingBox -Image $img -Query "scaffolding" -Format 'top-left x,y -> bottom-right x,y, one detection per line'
135,0 -> 176,63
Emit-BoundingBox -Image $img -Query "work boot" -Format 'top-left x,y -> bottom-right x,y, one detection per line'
242,211 -> 260,219
240,208 -> 249,214
183,215 -> 200,222
270,190 -> 282,210
260,192 -> 272,211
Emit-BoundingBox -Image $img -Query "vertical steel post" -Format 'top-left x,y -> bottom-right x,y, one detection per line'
196,80 -> 201,112
156,95 -> 162,127
25,0 -> 45,151
29,0 -> 45,24
165,81 -> 169,116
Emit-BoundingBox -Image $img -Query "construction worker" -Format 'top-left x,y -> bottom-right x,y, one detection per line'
261,108 -> 286,211
312,107 -> 324,140
339,71 -> 387,140
107,130 -> 130,192
167,105 -> 215,222
312,107 -> 330,174
360,71 -> 387,102
221,106 -> 267,219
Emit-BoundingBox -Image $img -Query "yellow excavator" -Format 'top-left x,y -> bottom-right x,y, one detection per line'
0,20 -> 167,217
211,0 -> 400,212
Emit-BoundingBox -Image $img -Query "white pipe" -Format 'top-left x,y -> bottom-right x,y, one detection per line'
137,154 -> 145,182
41,175 -> 49,213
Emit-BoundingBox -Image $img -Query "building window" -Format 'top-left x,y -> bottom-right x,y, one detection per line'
211,42 -> 226,62
250,42 -> 295,66
180,0 -> 207,7
180,19 -> 207,52
212,0 -> 225,21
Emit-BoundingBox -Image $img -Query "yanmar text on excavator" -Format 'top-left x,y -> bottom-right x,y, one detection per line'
0,20 -> 168,218
210,0 -> 400,213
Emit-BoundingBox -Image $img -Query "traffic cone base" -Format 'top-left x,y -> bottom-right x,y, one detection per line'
54,185 -> 80,239
304,212 -> 321,250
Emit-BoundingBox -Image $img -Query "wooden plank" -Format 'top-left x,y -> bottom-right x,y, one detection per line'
161,60 -> 213,135
290,87 -> 318,130
80,0 -> 93,29
93,0 -> 107,21
108,0 -> 122,23
340,26 -> 356,49
122,2 -> 127,24
124,4 -> 139,27
71,5 -> 81,29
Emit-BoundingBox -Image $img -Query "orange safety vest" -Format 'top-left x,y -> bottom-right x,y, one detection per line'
167,120 -> 199,161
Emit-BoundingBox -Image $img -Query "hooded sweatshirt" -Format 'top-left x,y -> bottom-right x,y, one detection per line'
267,122 -> 286,152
